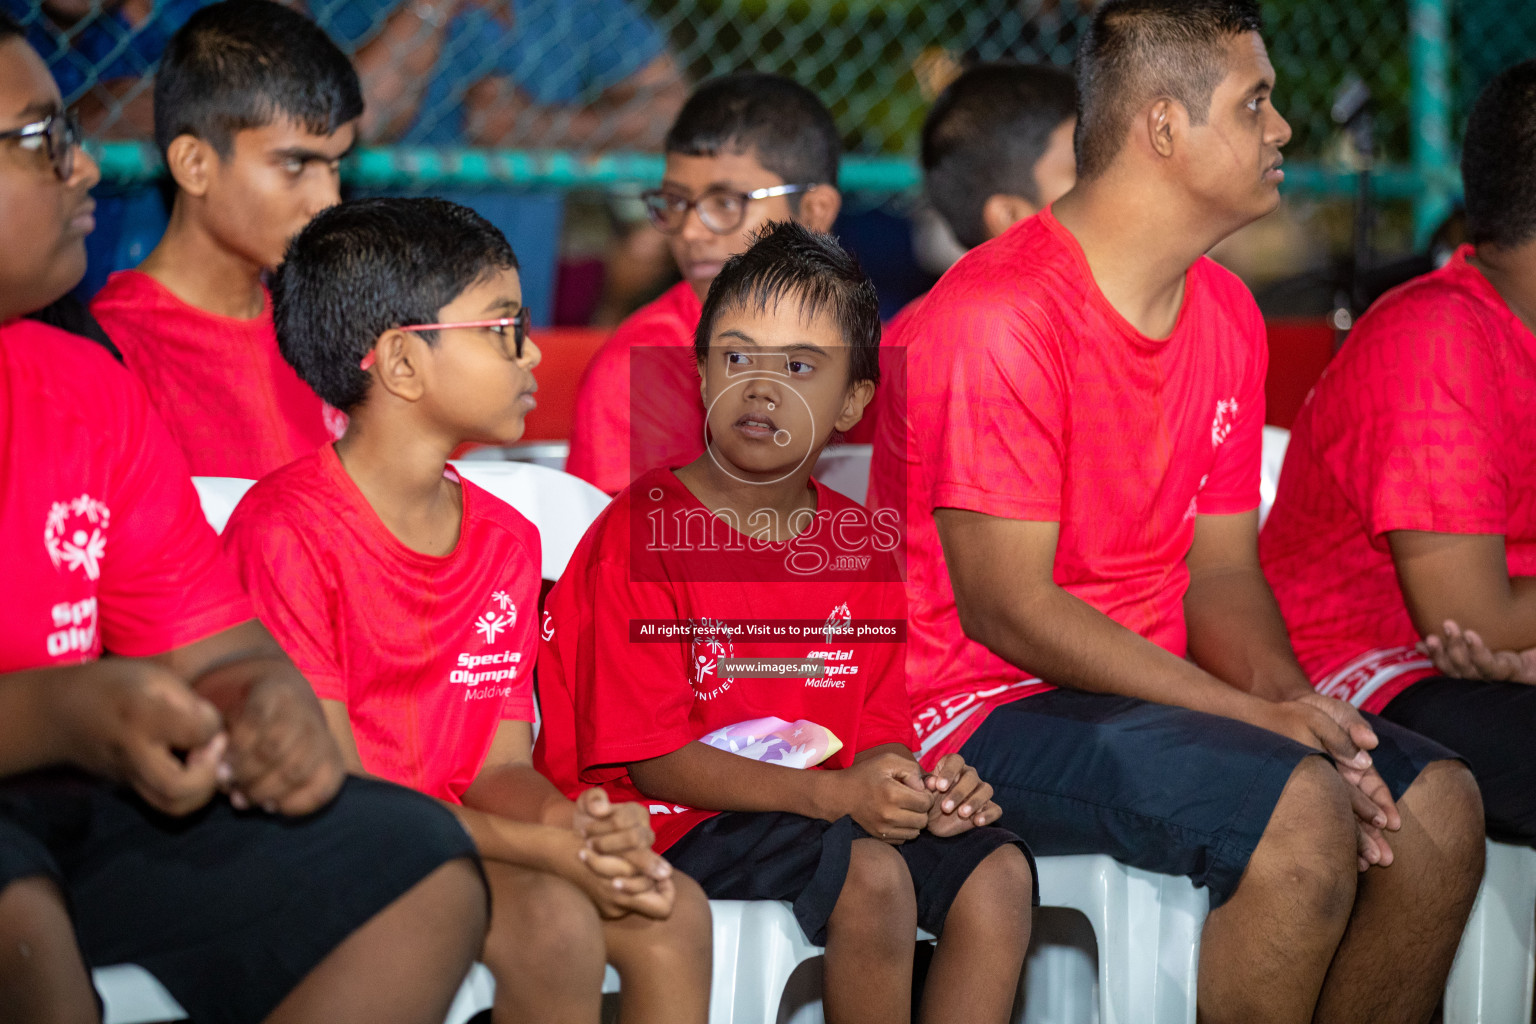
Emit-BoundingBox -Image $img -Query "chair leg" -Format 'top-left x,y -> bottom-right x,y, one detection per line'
1445,840 -> 1536,1024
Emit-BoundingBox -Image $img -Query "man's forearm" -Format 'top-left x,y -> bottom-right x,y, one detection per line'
1184,564 -> 1313,701
628,741 -> 841,821
962,580 -> 1272,724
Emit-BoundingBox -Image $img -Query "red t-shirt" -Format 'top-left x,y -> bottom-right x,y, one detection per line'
888,209 -> 1267,766
1260,246 -> 1536,712
91,271 -> 343,480
865,293 -> 923,572
222,445 -> 540,803
566,281 -> 705,495
532,467 -> 915,851
1,318 -> 251,672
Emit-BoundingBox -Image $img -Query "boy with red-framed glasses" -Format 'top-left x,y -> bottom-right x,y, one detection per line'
565,72 -> 844,495
223,196 -> 712,1024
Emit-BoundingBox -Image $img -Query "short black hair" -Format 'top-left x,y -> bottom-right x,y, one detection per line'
694,221 -> 879,387
1463,60 -> 1536,250
665,73 -> 841,203
154,0 -> 362,157
1074,0 -> 1263,181
922,62 -> 1077,249
272,197 -> 518,411
0,11 -> 22,41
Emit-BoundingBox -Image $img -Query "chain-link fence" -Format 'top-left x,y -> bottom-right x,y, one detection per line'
9,1 -> 1536,214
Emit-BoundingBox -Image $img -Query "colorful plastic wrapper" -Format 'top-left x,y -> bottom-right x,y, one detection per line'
699,716 -> 843,769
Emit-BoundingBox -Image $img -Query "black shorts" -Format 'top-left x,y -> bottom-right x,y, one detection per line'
0,771 -> 479,1024
1381,674 -> 1536,845
664,810 -> 1033,945
959,688 -> 1457,908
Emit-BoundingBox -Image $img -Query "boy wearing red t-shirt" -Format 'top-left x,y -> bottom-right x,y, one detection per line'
1261,61 -> 1536,847
0,20 -> 487,1022
538,222 -> 1034,1024
224,197 -> 711,1024
566,73 -> 842,494
90,1 -> 352,480
868,61 -> 1078,564
874,1 -> 1485,1021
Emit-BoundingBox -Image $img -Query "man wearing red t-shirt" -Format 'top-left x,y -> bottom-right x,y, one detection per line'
1262,61 -> 1536,847
90,2 -> 352,480
867,62 -> 1078,566
0,20 -> 486,1020
565,73 -> 842,494
226,196 -> 711,1024
539,223 -> 1035,1024
877,2 -> 1486,1021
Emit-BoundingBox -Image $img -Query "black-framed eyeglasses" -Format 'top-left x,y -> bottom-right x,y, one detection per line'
359,308 -> 533,370
640,183 -> 819,235
0,110 -> 83,182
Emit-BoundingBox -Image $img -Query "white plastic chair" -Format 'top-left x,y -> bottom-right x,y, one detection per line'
451,460 -> 610,580
693,854 -> 1206,1024
1444,839 -> 1536,1024
811,443 -> 873,505
1258,425 -> 1290,530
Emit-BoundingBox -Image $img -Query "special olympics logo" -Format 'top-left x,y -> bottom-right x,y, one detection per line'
823,601 -> 852,644
44,495 -> 111,581
689,617 -> 736,699
1211,398 -> 1239,448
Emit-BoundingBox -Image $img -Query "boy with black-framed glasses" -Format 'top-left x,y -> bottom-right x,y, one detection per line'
222,196 -> 713,1024
566,72 -> 843,495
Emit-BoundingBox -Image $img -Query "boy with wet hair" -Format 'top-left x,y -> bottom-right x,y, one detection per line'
876,0 -> 1486,1020
538,221 -> 1034,1024
566,72 -> 843,495
223,196 -> 712,1024
92,0 -> 359,479
1262,59 -> 1536,853
0,16 -> 487,1023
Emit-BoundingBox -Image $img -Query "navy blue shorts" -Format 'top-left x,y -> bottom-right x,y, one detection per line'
0,772 -> 479,1024
959,688 -> 1457,907
1382,674 -> 1536,845
665,810 -> 1033,945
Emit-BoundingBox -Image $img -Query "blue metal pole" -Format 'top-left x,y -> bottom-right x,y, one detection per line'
1409,0 -> 1456,247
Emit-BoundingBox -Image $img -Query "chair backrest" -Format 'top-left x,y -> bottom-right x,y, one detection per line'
1258,425 -> 1291,529
812,443 -> 874,505
452,461 -> 611,580
191,477 -> 256,535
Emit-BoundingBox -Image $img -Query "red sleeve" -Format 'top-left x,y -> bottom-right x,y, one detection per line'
855,578 -> 918,752
567,339 -> 632,495
222,511 -> 346,701
572,556 -> 699,782
1329,292 -> 1507,545
1197,298 -> 1267,515
628,345 -> 705,481
95,375 -> 252,656
932,299 -> 1067,520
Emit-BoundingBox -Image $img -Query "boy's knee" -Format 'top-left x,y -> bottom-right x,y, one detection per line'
839,838 -> 916,918
609,873 -> 714,973
975,844 -> 1034,910
951,844 -> 1033,939
484,865 -> 601,971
